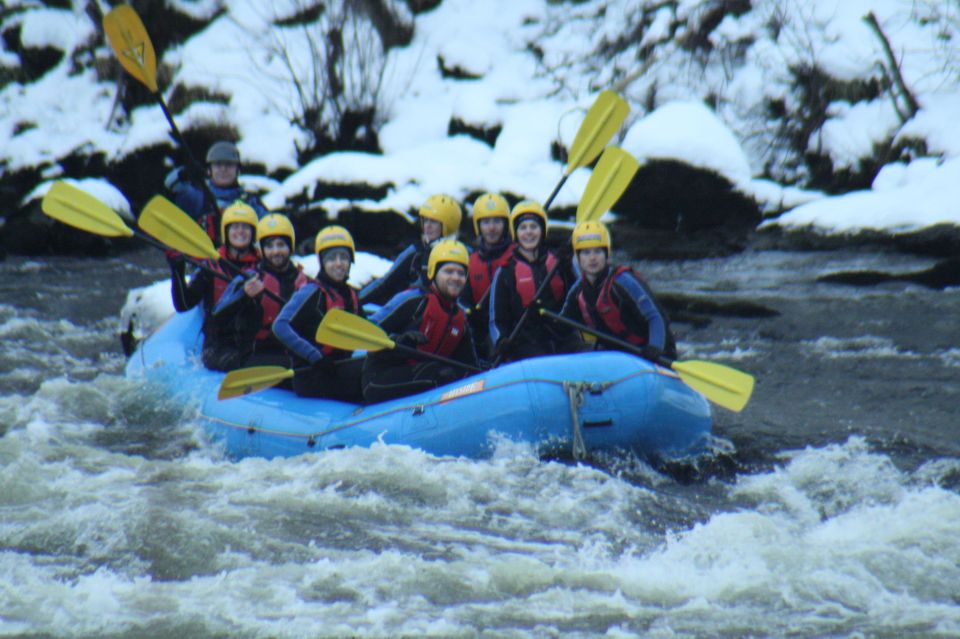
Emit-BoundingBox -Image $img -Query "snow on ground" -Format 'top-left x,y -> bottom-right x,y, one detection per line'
2,0 -> 960,238
763,157 -> 960,234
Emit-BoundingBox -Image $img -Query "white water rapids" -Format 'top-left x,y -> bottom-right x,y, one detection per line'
1,250 -> 959,638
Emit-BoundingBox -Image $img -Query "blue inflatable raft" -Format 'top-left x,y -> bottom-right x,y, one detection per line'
125,307 -> 712,461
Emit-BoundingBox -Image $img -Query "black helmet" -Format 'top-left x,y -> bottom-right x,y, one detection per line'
206,141 -> 240,164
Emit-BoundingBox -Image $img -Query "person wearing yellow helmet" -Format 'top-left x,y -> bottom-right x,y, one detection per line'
558,221 -> 676,359
212,213 -> 312,372
163,139 -> 268,244
460,193 -> 515,359
358,194 -> 463,307
361,240 -> 478,403
166,200 -> 261,372
271,226 -> 365,401
488,200 -> 576,362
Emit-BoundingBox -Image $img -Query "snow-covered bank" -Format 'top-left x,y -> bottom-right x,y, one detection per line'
3,0 -> 960,255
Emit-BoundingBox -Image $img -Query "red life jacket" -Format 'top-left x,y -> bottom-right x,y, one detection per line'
577,265 -> 646,345
255,265 -> 311,341
515,252 -> 564,308
416,288 -> 467,359
468,244 -> 515,304
211,246 -> 258,306
317,282 -> 360,356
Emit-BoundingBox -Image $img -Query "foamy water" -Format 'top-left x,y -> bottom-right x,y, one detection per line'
2,250 -> 958,638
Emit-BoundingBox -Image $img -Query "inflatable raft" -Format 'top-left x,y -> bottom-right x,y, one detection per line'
125,307 -> 712,461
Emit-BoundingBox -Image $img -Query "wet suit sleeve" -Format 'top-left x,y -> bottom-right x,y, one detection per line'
488,266 -> 512,346
614,271 -> 667,351
273,284 -> 323,364
359,244 -> 417,306
559,281 -> 583,322
164,167 -> 206,224
368,288 -> 420,325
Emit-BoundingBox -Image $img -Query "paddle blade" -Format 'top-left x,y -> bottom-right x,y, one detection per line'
103,5 -> 158,93
316,308 -> 395,352
670,360 -> 755,413
576,146 -> 639,223
565,90 -> 629,172
218,366 -> 294,400
41,181 -> 134,238
138,195 -> 220,260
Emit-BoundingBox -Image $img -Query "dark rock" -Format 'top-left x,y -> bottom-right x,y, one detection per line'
614,159 -> 761,244
817,258 -> 960,290
757,223 -> 960,258
448,118 -> 501,148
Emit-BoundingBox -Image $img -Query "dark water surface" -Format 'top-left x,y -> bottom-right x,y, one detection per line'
1,247 -> 958,638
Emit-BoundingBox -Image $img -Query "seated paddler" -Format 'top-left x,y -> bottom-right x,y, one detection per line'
361,239 -> 479,404
560,220 -> 676,360
272,225 -> 365,403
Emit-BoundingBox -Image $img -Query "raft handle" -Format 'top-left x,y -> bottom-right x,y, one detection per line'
583,419 -> 614,428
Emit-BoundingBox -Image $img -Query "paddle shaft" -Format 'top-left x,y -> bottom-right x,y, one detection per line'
538,307 -> 666,366
393,342 -> 482,373
134,229 -> 287,305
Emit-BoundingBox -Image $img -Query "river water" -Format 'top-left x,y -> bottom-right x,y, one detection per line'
1,247 -> 958,638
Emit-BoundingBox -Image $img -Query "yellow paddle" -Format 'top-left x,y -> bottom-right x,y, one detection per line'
539,308 -> 754,412
542,90 -> 630,209
40,181 -> 243,288
103,5 -> 223,223
218,365 -> 299,400
575,147 -> 639,224
41,182 -> 135,238
137,195 -> 220,261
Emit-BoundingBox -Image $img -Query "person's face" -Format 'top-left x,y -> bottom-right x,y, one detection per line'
577,247 -> 607,280
479,217 -> 506,245
261,236 -> 291,270
434,263 -> 466,299
421,217 -> 443,244
226,223 -> 254,251
516,219 -> 542,252
209,162 -> 239,187
321,248 -> 351,283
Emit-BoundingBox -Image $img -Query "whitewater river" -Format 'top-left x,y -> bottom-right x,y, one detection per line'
1,247 -> 958,638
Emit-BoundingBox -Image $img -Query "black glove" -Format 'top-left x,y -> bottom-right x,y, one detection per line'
435,365 -> 460,386
639,345 -> 663,362
311,355 -> 337,375
182,163 -> 206,186
394,330 -> 428,348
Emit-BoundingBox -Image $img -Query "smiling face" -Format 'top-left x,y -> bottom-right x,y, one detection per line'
226,223 -> 254,252
479,217 -> 506,246
577,247 -> 607,282
433,262 -> 467,299
516,219 -> 542,254
261,236 -> 291,271
209,161 -> 239,187
321,248 -> 351,283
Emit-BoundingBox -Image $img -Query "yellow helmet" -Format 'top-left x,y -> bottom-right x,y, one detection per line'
571,220 -> 611,253
220,201 -> 258,244
314,225 -> 355,261
256,213 -> 295,248
419,194 -> 462,237
509,200 -> 547,239
427,239 -> 469,280
471,192 -> 510,235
